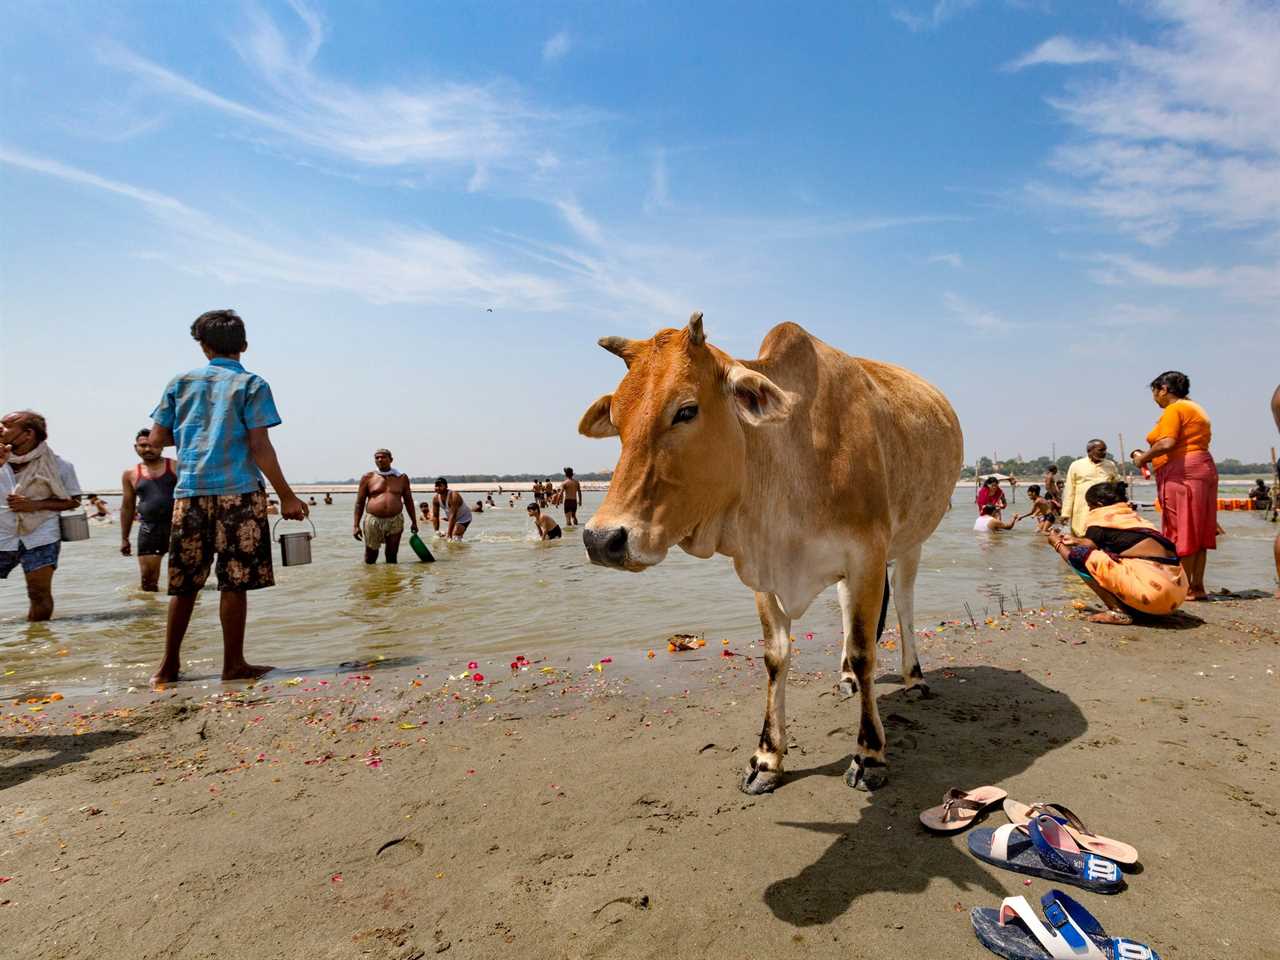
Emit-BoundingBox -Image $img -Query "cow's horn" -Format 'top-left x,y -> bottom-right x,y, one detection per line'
687,311 -> 705,346
598,336 -> 639,363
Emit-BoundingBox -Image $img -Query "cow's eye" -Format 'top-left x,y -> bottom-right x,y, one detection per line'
672,404 -> 698,425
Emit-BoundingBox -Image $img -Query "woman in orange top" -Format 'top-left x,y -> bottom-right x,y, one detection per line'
1131,370 -> 1217,599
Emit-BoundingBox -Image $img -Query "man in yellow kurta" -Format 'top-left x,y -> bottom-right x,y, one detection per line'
1060,439 -> 1120,536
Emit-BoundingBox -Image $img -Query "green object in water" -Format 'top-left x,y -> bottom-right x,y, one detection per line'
409,533 -> 435,563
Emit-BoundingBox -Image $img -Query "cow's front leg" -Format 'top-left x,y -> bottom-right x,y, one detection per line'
741,591 -> 791,795
842,569 -> 889,791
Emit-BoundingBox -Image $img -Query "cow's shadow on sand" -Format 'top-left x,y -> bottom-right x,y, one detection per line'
0,730 -> 138,792
763,665 -> 1086,926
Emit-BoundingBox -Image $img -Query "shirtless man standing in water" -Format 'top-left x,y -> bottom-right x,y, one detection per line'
561,467 -> 582,527
353,449 -> 417,563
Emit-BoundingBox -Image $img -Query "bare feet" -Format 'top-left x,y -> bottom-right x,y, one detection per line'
1087,611 -> 1133,625
1186,592 -> 1210,602
150,665 -> 181,689
222,662 -> 274,682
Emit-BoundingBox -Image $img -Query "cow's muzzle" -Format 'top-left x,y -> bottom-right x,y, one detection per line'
583,525 -> 629,569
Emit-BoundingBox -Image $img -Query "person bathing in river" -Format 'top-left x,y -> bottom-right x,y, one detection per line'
527,502 -> 561,540
1043,463 -> 1062,509
431,477 -> 472,541
120,428 -> 177,591
561,467 -> 582,527
354,448 -> 418,563
0,410 -> 83,621
975,476 -> 1006,517
1047,479 -> 1187,625
1014,483 -> 1058,532
973,504 -> 1017,532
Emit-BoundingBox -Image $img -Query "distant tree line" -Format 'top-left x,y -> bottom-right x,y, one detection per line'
960,455 -> 1275,479
313,472 -> 616,484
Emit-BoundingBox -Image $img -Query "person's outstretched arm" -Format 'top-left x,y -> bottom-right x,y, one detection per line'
248,427 -> 307,520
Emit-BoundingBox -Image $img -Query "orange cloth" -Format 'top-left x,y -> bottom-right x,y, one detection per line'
1081,503 -> 1188,615
1146,399 -> 1211,472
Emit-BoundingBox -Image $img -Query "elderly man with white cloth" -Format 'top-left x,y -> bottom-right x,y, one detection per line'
1,410 -> 82,620
1060,438 -> 1120,537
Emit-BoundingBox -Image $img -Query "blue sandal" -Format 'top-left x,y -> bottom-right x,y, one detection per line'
972,888 -> 1160,959
968,815 -> 1125,894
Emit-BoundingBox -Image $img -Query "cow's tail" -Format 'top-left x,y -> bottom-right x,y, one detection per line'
875,569 -> 891,640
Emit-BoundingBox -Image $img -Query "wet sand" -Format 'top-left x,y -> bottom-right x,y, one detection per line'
3,596 -> 1277,959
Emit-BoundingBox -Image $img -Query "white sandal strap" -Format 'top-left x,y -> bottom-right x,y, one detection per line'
990,822 -> 1020,862
998,896 -> 1107,959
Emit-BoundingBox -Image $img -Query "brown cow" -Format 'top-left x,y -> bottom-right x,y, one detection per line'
580,313 -> 963,793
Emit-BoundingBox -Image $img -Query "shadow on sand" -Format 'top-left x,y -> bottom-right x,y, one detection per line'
0,730 -> 139,792
763,664 -> 1087,926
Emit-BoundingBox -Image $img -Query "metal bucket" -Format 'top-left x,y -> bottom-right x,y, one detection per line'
273,518 -> 317,567
60,511 -> 91,542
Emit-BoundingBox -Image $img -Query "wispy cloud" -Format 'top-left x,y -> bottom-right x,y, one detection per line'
716,213 -> 965,242
891,0 -> 980,32
943,291 -> 1016,331
644,148 -> 670,213
0,146 -> 564,309
98,1 -> 597,190
1018,1 -> 1280,245
1091,302 -> 1184,327
1003,36 -> 1117,71
928,252 -> 964,268
542,30 -> 572,63
555,197 -> 604,245
1086,252 -> 1280,305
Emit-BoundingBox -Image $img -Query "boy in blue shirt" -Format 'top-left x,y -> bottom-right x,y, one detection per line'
147,310 -> 308,686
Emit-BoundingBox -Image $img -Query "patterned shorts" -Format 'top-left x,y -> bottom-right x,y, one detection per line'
362,512 -> 404,549
168,491 -> 275,595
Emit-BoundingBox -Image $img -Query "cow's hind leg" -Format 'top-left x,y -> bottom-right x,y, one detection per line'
841,568 -> 890,791
741,591 -> 791,795
893,544 -> 929,697
837,572 -> 889,698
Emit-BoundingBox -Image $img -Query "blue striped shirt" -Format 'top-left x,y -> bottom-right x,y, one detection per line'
151,358 -> 282,498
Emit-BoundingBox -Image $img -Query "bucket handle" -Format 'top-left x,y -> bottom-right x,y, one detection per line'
273,517 -> 317,542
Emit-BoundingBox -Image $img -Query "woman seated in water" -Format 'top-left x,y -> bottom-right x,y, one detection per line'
1014,483 -> 1058,532
1047,479 -> 1187,625
973,504 -> 1017,532
527,502 -> 561,540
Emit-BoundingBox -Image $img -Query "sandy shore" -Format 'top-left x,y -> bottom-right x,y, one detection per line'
3,596 -> 1277,959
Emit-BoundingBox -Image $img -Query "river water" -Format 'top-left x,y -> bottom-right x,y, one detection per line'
2,485 -> 1274,698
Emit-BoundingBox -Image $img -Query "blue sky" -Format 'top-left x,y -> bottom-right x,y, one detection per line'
2,0 -> 1277,487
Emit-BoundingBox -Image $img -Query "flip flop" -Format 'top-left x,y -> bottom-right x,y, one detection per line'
972,888 -> 1161,959
1004,800 -> 1140,866
968,815 -> 1126,894
919,785 -> 1008,833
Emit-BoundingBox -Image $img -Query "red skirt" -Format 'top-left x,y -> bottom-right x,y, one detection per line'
1156,451 -> 1218,556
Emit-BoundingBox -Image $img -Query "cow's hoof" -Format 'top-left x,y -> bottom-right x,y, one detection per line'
837,678 -> 857,699
904,681 -> 932,699
845,756 -> 888,792
741,766 -> 782,795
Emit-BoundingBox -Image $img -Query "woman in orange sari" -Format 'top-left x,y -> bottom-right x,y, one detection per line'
1131,370 -> 1217,600
1047,480 -> 1187,624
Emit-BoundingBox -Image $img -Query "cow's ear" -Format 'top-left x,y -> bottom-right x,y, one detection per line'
578,394 -> 619,438
725,365 -> 795,426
